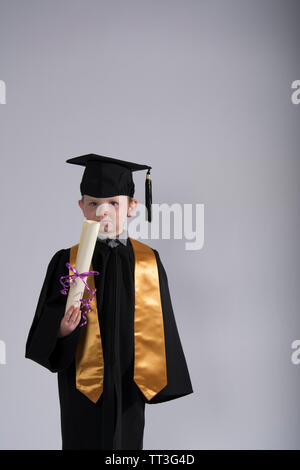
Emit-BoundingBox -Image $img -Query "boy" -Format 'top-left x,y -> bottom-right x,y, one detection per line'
25,153 -> 193,450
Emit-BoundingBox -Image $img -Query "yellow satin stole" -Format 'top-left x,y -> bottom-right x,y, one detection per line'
69,237 -> 167,403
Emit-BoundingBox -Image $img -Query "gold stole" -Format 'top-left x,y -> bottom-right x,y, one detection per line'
69,237 -> 167,403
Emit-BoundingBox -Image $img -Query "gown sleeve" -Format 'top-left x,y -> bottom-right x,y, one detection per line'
25,248 -> 81,372
144,249 -> 194,404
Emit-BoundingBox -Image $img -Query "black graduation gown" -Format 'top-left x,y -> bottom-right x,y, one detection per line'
25,238 -> 193,450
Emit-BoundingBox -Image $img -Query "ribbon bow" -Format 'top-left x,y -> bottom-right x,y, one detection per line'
59,263 -> 100,327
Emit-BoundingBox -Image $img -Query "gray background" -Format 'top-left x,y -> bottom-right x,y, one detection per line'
0,0 -> 300,450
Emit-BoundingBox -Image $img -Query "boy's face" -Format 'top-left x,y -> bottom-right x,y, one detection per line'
78,194 -> 137,237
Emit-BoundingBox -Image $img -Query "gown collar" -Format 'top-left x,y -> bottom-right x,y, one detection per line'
97,227 -> 128,246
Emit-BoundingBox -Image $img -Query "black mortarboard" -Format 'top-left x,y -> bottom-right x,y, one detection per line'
66,153 -> 152,222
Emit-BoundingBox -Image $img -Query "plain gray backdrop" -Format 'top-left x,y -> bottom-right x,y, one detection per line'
0,0 -> 300,449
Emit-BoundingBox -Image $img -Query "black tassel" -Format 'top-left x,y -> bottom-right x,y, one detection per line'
145,169 -> 152,222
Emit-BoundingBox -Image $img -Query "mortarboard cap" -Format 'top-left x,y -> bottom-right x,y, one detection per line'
66,153 -> 152,222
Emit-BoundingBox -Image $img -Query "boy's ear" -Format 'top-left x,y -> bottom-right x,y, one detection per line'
127,198 -> 138,217
78,199 -> 84,213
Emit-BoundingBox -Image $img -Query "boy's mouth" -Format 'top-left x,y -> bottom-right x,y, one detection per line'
99,221 -> 115,232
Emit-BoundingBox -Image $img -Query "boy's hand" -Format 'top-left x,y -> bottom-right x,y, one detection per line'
57,305 -> 81,338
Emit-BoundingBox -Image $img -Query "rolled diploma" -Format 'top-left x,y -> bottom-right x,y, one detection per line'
64,219 -> 100,314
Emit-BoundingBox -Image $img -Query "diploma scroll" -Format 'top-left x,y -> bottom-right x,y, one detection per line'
64,219 -> 100,314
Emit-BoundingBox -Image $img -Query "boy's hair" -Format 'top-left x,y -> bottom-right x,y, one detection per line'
81,195 -> 133,204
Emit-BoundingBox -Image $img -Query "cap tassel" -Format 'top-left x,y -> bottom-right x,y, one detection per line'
145,169 -> 152,222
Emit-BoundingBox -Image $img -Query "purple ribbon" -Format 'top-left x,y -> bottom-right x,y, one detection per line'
59,263 -> 100,327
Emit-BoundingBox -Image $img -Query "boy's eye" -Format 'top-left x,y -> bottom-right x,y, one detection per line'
89,201 -> 118,206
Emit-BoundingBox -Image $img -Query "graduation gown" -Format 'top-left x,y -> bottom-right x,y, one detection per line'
25,238 -> 193,450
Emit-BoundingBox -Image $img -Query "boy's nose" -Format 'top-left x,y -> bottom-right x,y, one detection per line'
96,204 -> 110,218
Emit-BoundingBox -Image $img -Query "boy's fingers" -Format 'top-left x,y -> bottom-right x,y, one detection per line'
66,306 -> 77,322
66,307 -> 74,321
72,308 -> 81,323
73,308 -> 80,321
74,311 -> 81,324
64,306 -> 80,325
